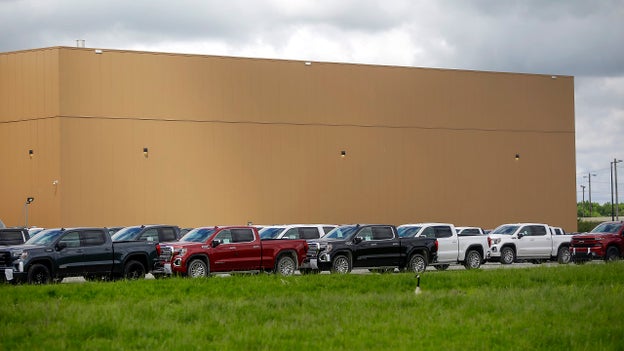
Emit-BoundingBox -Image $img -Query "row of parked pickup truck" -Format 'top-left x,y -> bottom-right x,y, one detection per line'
1,221 -> 623,284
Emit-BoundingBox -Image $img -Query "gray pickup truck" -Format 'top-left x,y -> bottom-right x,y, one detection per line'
1,227 -> 159,284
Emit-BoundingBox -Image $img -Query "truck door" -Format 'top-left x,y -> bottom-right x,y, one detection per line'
353,226 -> 400,267
210,229 -> 261,271
55,231 -> 85,275
517,225 -> 551,257
419,226 -> 456,263
80,230 -> 114,274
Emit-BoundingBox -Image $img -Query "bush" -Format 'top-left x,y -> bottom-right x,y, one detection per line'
577,220 -> 602,233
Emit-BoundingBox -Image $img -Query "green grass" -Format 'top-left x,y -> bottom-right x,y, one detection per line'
1,263 -> 623,350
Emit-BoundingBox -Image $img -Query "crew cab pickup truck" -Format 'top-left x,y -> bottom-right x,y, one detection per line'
301,224 -> 438,274
570,221 -> 624,263
398,223 -> 490,270
0,227 -> 160,284
154,226 -> 308,277
488,223 -> 571,264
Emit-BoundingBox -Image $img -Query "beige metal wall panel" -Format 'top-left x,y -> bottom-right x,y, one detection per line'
0,48 -> 59,121
0,119 -> 61,227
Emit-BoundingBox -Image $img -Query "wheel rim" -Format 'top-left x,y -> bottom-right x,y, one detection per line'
410,256 -> 425,273
127,264 -> 144,279
333,257 -> 349,274
33,269 -> 48,284
502,249 -> 514,264
559,249 -> 571,263
467,252 -> 481,269
189,261 -> 207,277
278,257 -> 295,276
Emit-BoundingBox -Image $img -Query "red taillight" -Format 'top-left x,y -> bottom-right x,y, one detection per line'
434,239 -> 439,252
156,243 -> 161,256
487,236 -> 492,248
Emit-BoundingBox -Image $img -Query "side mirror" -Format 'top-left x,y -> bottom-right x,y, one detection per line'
517,232 -> 525,239
353,237 -> 363,244
211,240 -> 221,248
56,242 -> 67,251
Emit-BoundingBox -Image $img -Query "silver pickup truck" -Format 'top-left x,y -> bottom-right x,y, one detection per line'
397,223 -> 490,270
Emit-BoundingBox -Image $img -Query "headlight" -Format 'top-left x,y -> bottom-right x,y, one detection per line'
492,238 -> 501,245
325,244 -> 333,252
11,250 -> 26,259
176,248 -> 187,257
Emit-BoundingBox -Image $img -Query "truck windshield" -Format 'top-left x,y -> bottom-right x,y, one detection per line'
180,228 -> 216,242
111,227 -> 142,241
491,225 -> 520,235
398,226 -> 422,238
24,229 -> 63,245
259,227 -> 285,239
323,226 -> 358,239
591,223 -> 623,234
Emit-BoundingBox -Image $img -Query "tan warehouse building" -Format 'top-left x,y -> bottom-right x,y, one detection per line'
0,47 -> 576,231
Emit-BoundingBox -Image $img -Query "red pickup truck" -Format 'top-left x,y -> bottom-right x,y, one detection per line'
570,221 -> 624,263
153,226 -> 308,277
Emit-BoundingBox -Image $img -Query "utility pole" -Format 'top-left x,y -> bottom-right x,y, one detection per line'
584,173 -> 596,217
580,185 -> 586,217
615,159 -> 623,220
611,161 -> 615,221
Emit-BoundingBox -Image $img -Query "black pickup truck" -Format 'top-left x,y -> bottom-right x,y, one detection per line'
300,224 -> 438,274
0,227 -> 159,284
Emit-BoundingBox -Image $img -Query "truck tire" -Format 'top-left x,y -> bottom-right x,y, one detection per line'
331,255 -> 352,274
123,260 -> 146,280
605,247 -> 621,262
276,255 -> 296,276
434,264 -> 450,271
407,254 -> 427,273
500,247 -> 515,265
27,263 -> 51,284
187,259 -> 209,278
557,246 -> 571,264
464,250 -> 482,270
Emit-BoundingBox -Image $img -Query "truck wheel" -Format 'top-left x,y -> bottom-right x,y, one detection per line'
187,259 -> 209,278
407,254 -> 427,273
464,250 -> 482,270
605,247 -> 621,262
434,264 -> 450,271
27,264 -> 51,284
331,255 -> 352,274
500,247 -> 515,264
123,260 -> 146,280
557,246 -> 571,264
276,255 -> 296,276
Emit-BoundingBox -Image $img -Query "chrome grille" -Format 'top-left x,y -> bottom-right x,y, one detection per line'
159,246 -> 173,262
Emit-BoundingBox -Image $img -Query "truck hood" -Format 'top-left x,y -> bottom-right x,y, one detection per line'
572,233 -> 618,240
0,244 -> 47,251
160,241 -> 205,249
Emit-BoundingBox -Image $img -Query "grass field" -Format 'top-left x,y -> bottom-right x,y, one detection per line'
1,263 -> 622,350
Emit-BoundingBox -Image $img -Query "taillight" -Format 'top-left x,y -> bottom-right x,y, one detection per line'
434,239 -> 439,252
156,243 -> 161,256
487,236 -> 492,248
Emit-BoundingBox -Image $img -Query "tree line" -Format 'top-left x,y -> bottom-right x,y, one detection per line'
577,202 -> 624,218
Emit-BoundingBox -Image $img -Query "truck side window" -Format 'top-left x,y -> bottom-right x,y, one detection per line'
357,228 -> 373,241
300,227 -> 320,240
231,229 -> 254,243
282,228 -> 299,239
434,226 -> 453,238
372,227 -> 393,240
323,226 -> 335,234
421,227 -> 435,238
81,230 -> 106,246
140,229 -> 159,242
160,228 -> 176,242
59,232 -> 81,248
215,230 -> 232,244
529,226 -> 547,236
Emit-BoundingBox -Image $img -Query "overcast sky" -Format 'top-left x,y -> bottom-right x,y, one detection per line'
1,0 -> 623,204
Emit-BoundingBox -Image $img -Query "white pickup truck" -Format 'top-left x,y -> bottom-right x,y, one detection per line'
488,223 -> 572,264
397,223 -> 490,270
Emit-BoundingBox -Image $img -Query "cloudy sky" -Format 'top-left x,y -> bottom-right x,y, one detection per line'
1,0 -> 623,204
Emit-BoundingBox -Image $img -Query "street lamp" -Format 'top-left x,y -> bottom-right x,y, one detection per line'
583,173 -> 597,217
580,185 -> 586,217
24,197 -> 34,227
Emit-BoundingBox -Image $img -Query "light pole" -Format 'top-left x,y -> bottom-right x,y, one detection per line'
584,173 -> 596,217
614,159 -> 623,220
580,185 -> 586,217
23,197 -> 34,227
